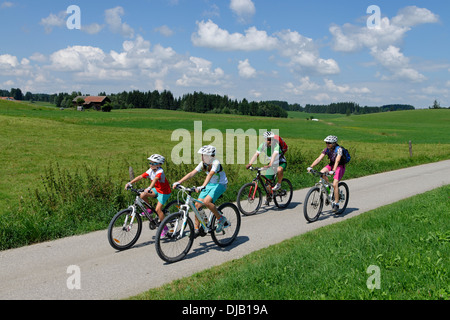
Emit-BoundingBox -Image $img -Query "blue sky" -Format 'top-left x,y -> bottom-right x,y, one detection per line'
1,0 -> 449,108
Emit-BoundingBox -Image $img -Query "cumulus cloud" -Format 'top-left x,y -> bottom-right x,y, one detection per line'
105,6 -> 135,38
284,77 -> 370,100
175,57 -> 226,87
371,46 -> 426,82
192,20 -> 277,51
276,29 -> 340,75
192,21 -> 339,75
230,0 -> 255,22
40,11 -> 66,33
238,59 -> 256,78
329,6 -> 437,83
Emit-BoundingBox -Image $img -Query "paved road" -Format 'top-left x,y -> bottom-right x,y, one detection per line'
1,160 -> 449,300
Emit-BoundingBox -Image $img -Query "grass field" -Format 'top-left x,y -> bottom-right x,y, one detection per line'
131,185 -> 450,300
1,99 -> 449,249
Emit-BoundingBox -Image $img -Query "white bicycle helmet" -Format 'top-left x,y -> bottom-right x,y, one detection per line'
198,145 -> 216,157
148,154 -> 165,164
324,135 -> 338,144
263,131 -> 275,139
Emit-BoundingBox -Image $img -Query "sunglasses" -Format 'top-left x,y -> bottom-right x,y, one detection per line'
149,162 -> 161,166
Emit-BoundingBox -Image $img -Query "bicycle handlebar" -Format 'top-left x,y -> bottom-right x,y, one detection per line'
308,169 -> 332,177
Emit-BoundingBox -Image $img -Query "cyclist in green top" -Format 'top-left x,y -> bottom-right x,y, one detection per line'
246,131 -> 287,193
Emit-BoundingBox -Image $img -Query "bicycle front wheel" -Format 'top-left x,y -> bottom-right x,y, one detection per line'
107,209 -> 142,251
273,178 -> 293,209
155,212 -> 194,263
303,187 -> 324,222
237,182 -> 262,216
211,203 -> 241,247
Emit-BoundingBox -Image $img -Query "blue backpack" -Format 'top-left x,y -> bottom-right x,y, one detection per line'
336,146 -> 351,164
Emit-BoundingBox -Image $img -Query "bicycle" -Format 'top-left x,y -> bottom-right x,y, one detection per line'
107,186 -> 180,251
236,166 -> 293,216
155,184 -> 241,264
303,169 -> 349,222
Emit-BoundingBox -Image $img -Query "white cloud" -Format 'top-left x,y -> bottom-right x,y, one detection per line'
105,6 -> 135,38
192,21 -> 339,75
82,23 -> 104,35
176,57 -> 226,87
330,6 -> 439,53
49,46 -> 107,72
371,46 -> 426,82
192,20 -> 278,51
276,29 -> 340,75
40,11 -> 66,33
1,2 -> 14,9
154,25 -> 174,37
230,0 -> 255,22
391,6 -> 439,27
0,54 -> 19,68
238,59 -> 256,78
330,6 -> 437,83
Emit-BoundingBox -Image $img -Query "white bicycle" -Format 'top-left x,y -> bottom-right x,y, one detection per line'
155,184 -> 241,263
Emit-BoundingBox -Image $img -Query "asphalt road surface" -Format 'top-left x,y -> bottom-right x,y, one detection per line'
1,160 -> 449,300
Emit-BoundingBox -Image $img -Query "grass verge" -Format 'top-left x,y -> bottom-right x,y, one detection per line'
131,185 -> 450,300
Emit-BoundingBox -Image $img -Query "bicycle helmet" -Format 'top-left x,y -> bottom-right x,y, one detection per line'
148,154 -> 165,164
198,145 -> 216,157
324,135 -> 338,144
263,131 -> 275,139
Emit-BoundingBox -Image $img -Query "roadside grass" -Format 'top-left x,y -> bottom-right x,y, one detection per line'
131,185 -> 450,300
1,99 -> 449,250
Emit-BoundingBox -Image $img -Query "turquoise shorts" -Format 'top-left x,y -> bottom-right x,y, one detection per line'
151,188 -> 171,205
199,184 -> 227,203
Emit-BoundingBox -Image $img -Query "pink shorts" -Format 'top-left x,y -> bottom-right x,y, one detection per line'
325,165 -> 346,181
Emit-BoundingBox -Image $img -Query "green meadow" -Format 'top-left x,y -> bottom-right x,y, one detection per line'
0,99 -> 449,249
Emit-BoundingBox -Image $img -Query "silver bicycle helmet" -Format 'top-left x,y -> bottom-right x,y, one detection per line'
148,154 -> 165,164
263,131 -> 275,139
324,135 -> 338,144
197,145 -> 216,157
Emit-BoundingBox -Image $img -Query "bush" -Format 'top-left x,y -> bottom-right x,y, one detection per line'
0,163 -> 128,250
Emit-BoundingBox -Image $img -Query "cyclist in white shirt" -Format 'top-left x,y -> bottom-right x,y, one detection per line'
173,146 -> 228,235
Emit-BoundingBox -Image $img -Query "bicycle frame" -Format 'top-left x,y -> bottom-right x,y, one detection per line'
248,167 -> 275,199
173,186 -> 214,239
124,188 -> 157,229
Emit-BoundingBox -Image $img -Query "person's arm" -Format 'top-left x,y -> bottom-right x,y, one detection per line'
173,169 -> 198,188
246,152 -> 259,169
308,153 -> 326,171
125,174 -> 145,189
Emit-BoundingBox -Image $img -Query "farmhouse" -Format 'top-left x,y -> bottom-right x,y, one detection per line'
72,96 -> 111,111
0,97 -> 15,101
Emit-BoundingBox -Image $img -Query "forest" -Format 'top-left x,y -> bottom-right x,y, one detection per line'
2,87 -> 421,117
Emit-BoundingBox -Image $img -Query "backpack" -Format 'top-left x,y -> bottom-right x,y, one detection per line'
336,146 -> 351,164
273,135 -> 288,154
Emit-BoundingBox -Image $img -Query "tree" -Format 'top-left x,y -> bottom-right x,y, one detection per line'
430,99 -> 441,109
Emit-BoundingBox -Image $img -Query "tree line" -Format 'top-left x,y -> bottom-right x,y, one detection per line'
304,102 -> 416,115
6,87 -> 446,118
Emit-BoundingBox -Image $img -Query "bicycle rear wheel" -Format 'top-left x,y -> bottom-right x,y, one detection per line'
155,212 -> 194,263
107,209 -> 142,251
273,178 -> 293,209
333,182 -> 349,215
237,182 -> 262,216
211,203 -> 241,247
303,187 -> 324,222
